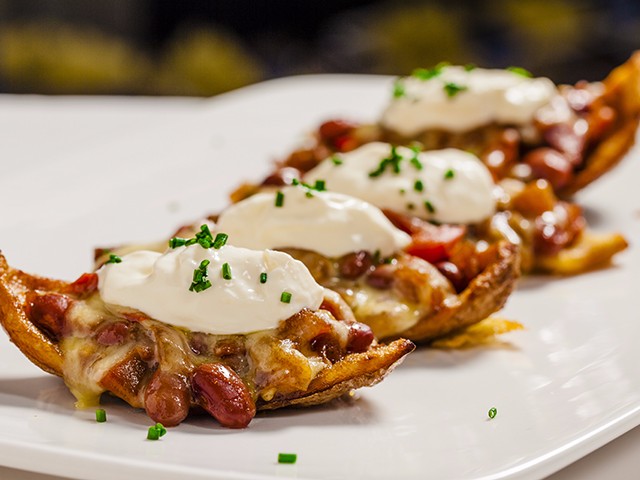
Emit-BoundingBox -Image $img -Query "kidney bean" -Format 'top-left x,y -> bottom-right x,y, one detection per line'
95,321 -> 131,346
29,293 -> 70,339
523,148 -> 574,190
68,272 -> 99,296
533,202 -> 585,255
346,323 -> 374,353
435,261 -> 468,293
310,332 -> 343,362
191,363 -> 256,428
261,167 -> 301,186
366,265 -> 395,290
543,123 -> 585,165
144,371 -> 191,427
318,119 -> 356,142
339,251 -> 373,279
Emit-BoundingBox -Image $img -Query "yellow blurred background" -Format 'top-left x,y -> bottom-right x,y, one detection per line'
0,0 -> 637,96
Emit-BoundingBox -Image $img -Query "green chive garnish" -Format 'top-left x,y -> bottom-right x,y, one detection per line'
105,254 -> 122,264
464,63 -> 477,72
507,66 -> 532,77
368,145 -> 403,178
444,169 -> 455,180
331,155 -> 343,166
147,426 -> 159,440
95,409 -> 106,423
412,62 -> 449,80
278,453 -> 297,464
275,191 -> 285,207
280,291 -> 292,303
212,233 -> 228,249
392,79 -> 405,98
169,237 -> 187,248
190,260 -> 212,293
399,188 -> 406,195
488,407 -> 497,419
314,179 -> 326,191
155,423 -> 167,437
221,262 -> 232,280
414,179 -> 424,192
425,200 -> 436,214
444,82 -> 468,98
260,272 -> 268,284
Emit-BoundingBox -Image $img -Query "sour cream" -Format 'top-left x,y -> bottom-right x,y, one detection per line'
305,142 -> 496,224
97,244 -> 324,335
215,185 -> 411,258
382,66 -> 557,136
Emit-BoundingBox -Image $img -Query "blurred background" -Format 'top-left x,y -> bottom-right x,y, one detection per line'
0,0 -> 638,96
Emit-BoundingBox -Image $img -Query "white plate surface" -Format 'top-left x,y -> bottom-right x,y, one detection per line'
0,76 -> 639,480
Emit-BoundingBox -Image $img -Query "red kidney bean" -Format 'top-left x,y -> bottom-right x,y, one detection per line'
144,371 -> 191,427
346,323 -> 374,353
523,148 -> 574,190
435,261 -> 468,293
68,272 -> 99,296
29,293 -> 70,339
95,321 -> 131,346
543,123 -> 585,165
191,363 -> 256,429
310,332 -> 343,362
318,119 -> 356,142
261,167 -> 301,186
339,251 -> 373,279
366,265 -> 395,290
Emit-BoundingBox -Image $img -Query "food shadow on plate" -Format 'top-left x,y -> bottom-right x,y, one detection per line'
0,375 -> 75,413
396,341 -> 520,371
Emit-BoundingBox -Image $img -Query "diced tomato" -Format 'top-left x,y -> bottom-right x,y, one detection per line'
68,272 -> 98,296
405,224 -> 467,264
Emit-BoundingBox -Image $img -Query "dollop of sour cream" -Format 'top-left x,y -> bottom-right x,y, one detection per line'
97,244 -> 324,335
382,66 -> 557,136
305,142 -> 496,224
215,185 -> 411,258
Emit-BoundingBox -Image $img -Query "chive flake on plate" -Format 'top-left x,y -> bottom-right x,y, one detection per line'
278,453 -> 297,464
95,409 -> 107,423
280,291 -> 292,303
105,254 -> 122,264
331,155 -> 343,166
392,79 -> 405,98
488,407 -> 497,419
147,423 -> 167,440
275,190 -> 285,207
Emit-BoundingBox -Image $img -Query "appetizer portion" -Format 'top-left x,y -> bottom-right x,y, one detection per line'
231,52 -> 639,275
111,185 -> 520,344
0,242 -> 414,429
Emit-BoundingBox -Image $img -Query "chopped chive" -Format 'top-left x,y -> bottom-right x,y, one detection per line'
331,155 -> 343,166
260,272 -> 268,284
155,423 -> 167,437
368,145 -> 403,178
212,233 -> 228,249
169,237 -> 187,248
399,188 -> 406,195
190,260 -> 212,292
425,200 -> 436,214
506,66 -> 532,77
147,426 -> 160,440
464,63 -> 477,72
275,191 -> 285,207
373,250 -> 381,263
414,179 -> 424,192
280,291 -> 292,304
444,82 -> 468,98
221,262 -> 232,280
314,179 -> 326,191
95,409 -> 107,423
392,79 -> 405,98
412,62 -> 449,80
278,453 -> 297,464
488,407 -> 497,419
444,169 -> 455,180
105,254 -> 122,264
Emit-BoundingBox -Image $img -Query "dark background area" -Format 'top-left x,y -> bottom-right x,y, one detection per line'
0,0 -> 638,95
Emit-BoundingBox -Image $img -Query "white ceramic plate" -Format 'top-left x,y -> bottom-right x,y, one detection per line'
0,77 -> 639,480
